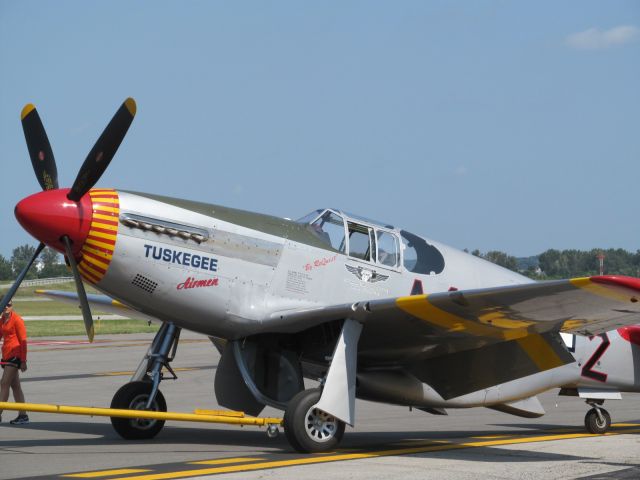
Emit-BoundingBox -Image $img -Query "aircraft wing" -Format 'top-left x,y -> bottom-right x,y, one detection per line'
270,275 -> 640,400
271,275 -> 640,337
270,275 -> 640,365
35,289 -> 158,324
390,275 -> 640,337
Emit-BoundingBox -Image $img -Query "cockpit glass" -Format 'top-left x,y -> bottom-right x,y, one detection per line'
296,209 -> 323,224
376,231 -> 399,267
400,230 -> 445,274
347,222 -> 373,261
308,211 -> 346,252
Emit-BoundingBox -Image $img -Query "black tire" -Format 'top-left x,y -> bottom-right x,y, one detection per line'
284,388 -> 345,453
110,381 -> 167,440
584,407 -> 611,434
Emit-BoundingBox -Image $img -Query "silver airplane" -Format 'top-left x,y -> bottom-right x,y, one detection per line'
3,98 -> 640,453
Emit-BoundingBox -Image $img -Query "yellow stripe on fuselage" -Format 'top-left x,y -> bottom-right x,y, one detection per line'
90,197 -> 119,204
85,238 -> 116,251
92,213 -> 119,223
91,221 -> 118,232
78,188 -> 119,286
80,254 -> 110,271
92,205 -> 119,214
82,245 -> 113,261
88,229 -> 117,242
77,264 -> 100,284
79,261 -> 104,280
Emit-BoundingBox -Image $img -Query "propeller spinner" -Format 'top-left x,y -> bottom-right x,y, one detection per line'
0,98 -> 137,341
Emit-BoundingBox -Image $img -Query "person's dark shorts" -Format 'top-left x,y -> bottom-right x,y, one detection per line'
1,357 -> 21,369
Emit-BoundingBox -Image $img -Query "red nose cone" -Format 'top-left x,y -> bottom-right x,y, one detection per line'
15,188 -> 93,255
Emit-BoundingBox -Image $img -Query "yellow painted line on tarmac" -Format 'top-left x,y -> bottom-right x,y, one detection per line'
543,428 -> 582,434
63,469 -> 152,478
189,458 -> 265,465
108,427 -> 640,480
393,439 -> 453,446
546,423 -> 640,434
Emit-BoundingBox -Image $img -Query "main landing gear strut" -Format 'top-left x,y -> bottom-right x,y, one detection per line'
584,399 -> 611,434
110,322 -> 181,439
283,317 -> 362,453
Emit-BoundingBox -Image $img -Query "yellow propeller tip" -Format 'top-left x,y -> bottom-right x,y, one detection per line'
21,104 -> 35,120
124,97 -> 137,117
88,325 -> 95,343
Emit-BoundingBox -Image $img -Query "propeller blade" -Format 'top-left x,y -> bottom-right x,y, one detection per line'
0,243 -> 45,311
21,105 -> 59,191
67,97 -> 136,202
61,236 -> 94,342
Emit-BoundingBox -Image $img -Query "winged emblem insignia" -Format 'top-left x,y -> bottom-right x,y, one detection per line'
345,264 -> 389,283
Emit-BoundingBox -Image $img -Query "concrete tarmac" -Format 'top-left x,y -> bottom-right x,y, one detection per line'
1,331 -> 639,480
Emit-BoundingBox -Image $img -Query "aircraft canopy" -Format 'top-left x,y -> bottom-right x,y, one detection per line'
296,209 -> 445,274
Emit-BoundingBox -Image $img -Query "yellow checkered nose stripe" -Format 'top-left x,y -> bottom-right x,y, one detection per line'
77,189 -> 119,284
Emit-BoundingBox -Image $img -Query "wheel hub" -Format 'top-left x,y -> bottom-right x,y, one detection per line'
304,405 -> 338,443
129,393 -> 159,430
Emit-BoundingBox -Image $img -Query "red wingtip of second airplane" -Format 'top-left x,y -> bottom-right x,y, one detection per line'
590,275 -> 640,293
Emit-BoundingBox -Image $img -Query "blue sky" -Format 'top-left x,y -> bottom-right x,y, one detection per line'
1,1 -> 638,259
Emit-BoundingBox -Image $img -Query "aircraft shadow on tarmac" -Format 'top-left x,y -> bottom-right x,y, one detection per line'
578,462 -> 640,479
2,420 -> 632,464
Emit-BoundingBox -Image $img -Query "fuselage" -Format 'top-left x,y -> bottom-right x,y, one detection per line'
563,328 -> 640,393
77,189 -> 531,339
16,188 -> 640,411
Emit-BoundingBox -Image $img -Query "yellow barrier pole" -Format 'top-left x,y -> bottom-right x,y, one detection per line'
0,402 -> 282,427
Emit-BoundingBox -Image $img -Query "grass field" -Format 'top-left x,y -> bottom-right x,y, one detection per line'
4,281 -> 101,297
13,299 -> 111,316
3,280 -> 155,337
25,320 -> 159,337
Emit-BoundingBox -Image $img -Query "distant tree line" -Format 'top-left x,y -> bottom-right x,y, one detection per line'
0,244 -> 68,281
469,248 -> 640,279
469,249 -> 519,272
2,243 -> 639,282
535,248 -> 640,278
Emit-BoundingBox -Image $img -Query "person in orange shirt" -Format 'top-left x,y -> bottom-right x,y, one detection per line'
0,300 -> 29,425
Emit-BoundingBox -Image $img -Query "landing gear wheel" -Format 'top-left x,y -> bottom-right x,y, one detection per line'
584,407 -> 611,434
110,381 -> 167,440
284,388 -> 345,453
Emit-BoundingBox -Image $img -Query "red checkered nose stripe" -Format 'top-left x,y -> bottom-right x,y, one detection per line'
77,189 -> 119,284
